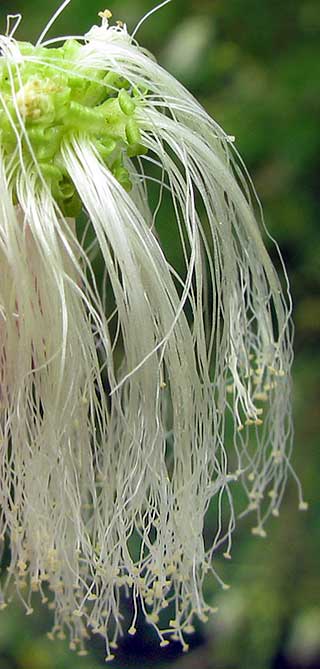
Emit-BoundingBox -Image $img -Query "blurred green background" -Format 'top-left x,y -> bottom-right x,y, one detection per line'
0,1 -> 319,667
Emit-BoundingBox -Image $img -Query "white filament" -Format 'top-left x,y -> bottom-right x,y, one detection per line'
131,0 -> 172,40
36,0 -> 72,45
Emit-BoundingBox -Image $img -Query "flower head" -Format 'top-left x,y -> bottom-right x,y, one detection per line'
0,3 -> 306,656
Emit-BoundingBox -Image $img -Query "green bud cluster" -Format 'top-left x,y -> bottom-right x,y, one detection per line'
0,39 -> 147,215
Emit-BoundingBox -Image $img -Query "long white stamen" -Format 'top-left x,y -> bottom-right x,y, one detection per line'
36,0 -> 72,45
132,0 -> 172,40
6,14 -> 22,38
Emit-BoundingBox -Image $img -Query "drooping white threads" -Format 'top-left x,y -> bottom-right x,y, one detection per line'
0,10 -> 306,656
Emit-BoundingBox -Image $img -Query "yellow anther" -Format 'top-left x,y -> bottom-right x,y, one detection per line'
166,563 -> 176,575
128,626 -> 136,635
92,626 -> 102,635
272,449 -> 282,461
299,501 -> 308,511
184,624 -> 195,634
264,382 -> 277,391
148,612 -> 159,624
251,526 -> 267,538
17,560 -> 27,572
98,9 -> 112,20
268,366 -> 285,377
150,565 -> 160,575
169,619 -> 179,628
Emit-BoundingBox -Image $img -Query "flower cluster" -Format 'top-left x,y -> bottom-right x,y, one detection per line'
0,6 -> 306,659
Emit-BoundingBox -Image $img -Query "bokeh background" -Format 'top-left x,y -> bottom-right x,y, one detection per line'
0,0 -> 319,667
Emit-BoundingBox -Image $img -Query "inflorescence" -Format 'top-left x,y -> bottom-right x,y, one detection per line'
0,5 -> 307,660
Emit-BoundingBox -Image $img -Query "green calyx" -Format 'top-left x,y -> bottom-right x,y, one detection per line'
0,39 -> 147,216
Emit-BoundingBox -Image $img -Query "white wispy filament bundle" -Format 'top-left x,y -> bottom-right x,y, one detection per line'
0,2 -> 307,659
